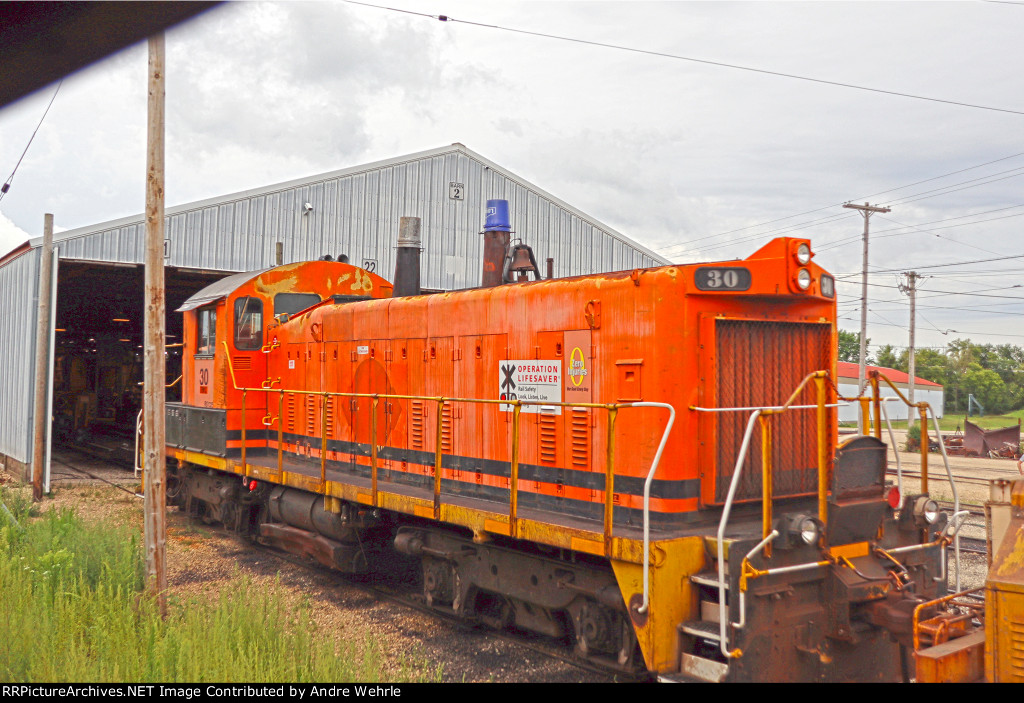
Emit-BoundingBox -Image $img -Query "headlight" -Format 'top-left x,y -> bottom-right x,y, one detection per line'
796,268 -> 812,290
779,513 -> 821,548
914,496 -> 939,525
798,516 -> 820,545
796,243 -> 812,265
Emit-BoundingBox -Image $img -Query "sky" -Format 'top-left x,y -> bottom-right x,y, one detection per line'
1,1 -> 1022,354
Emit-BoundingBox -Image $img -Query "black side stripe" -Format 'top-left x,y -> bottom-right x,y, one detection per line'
219,447 -> 704,529
225,430 -> 699,501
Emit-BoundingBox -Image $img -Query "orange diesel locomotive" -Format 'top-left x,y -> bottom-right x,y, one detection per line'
166,212 -> 952,681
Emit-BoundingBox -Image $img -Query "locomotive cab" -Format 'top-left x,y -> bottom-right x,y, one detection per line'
168,261 -> 393,458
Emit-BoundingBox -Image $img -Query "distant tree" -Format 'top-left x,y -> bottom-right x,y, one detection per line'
962,363 -> 1009,414
833,336 -> 1024,414
913,349 -> 948,386
838,330 -> 872,364
875,344 -> 899,369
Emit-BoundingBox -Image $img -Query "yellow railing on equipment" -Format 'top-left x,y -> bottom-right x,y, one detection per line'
219,342 -> 675,559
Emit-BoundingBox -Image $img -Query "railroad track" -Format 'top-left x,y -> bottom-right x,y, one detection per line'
235,528 -> 639,682
44,450 -> 627,681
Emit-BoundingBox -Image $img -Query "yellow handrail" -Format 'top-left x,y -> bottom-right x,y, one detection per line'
216,341 -> 672,555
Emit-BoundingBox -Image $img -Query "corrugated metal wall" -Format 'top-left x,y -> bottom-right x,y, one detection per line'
0,249 -> 39,464
52,146 -> 666,288
0,145 -> 667,464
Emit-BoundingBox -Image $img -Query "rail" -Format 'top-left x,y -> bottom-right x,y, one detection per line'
219,343 -> 675,583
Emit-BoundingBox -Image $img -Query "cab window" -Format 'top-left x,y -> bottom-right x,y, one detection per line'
274,293 -> 321,319
197,307 -> 217,357
234,297 -> 263,350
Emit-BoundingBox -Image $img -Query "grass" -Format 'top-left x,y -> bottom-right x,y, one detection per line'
0,488 -> 439,683
843,410 -> 1024,433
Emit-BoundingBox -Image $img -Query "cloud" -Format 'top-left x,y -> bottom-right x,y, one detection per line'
0,209 -> 30,257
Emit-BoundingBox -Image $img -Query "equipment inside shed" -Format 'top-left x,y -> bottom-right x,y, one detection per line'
50,261 -> 225,463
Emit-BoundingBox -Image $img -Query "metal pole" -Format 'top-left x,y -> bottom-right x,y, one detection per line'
843,202 -> 891,434
31,213 -> 54,501
143,33 -> 167,616
43,247 -> 59,494
899,271 -> 919,408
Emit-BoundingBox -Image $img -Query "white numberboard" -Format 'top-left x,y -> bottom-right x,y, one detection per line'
499,360 -> 562,414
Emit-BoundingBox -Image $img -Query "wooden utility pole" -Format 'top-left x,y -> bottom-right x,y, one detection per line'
31,213 -> 54,501
843,201 -> 891,433
144,32 -> 167,615
899,271 -> 920,409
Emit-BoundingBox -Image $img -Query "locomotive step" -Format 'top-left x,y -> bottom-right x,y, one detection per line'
690,570 -> 729,589
679,619 -> 723,642
677,653 -> 729,683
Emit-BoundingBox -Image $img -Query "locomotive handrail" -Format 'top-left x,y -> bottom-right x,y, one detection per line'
865,371 -> 961,591
911,587 -> 984,652
218,342 -> 675,560
878,397 -> 904,499
625,401 -> 676,616
696,370 -> 832,658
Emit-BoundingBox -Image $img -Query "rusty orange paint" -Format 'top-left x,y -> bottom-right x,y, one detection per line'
180,238 -> 835,533
915,631 -> 985,683
171,238 -> 840,675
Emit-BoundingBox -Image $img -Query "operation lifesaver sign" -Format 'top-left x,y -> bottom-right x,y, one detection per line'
499,360 -> 562,413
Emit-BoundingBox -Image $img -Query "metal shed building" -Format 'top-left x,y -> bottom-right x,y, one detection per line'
0,143 -> 668,479
836,361 -> 945,423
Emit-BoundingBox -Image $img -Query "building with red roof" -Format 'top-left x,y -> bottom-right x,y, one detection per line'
836,362 -> 944,423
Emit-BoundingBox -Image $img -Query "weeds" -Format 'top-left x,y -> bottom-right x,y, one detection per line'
0,488 -> 435,683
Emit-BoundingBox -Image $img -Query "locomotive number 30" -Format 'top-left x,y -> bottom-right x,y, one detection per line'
694,266 -> 752,292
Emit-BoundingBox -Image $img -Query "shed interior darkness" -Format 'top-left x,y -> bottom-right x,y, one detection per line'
51,261 -> 225,461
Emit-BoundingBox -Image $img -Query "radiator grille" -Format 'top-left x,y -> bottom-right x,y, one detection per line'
1010,614 -> 1024,679
714,320 -> 833,503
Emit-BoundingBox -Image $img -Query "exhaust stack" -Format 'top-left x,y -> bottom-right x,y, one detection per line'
393,216 -> 421,297
482,199 -> 511,288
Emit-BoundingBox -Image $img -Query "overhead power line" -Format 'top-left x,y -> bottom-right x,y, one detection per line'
0,80 -> 62,203
659,151 -> 1024,256
346,1 -> 1024,116
870,253 -> 1024,274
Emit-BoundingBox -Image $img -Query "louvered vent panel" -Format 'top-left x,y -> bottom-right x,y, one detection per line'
570,409 -> 590,468
286,394 -> 296,432
411,400 -> 425,450
325,397 -> 335,437
539,412 -> 557,465
1010,615 -> 1024,679
441,402 -> 453,452
306,394 -> 317,436
232,356 -> 252,371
